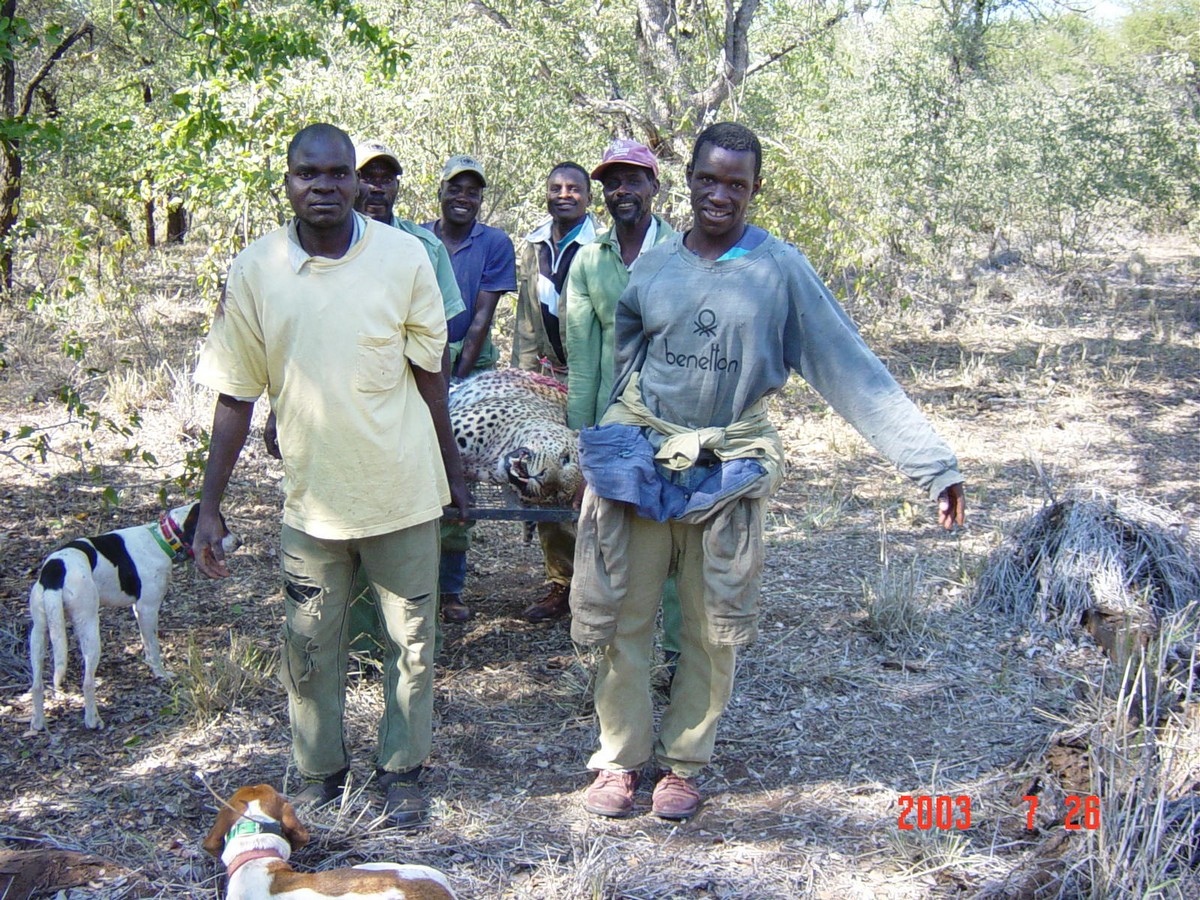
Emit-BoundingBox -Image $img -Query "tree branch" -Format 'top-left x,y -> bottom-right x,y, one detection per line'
690,0 -> 760,120
635,0 -> 688,102
743,13 -> 850,79
20,19 -> 94,118
744,43 -> 799,79
465,0 -> 514,30
573,93 -> 662,142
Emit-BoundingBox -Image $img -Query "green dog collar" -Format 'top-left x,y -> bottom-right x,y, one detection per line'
225,817 -> 284,844
148,525 -> 176,559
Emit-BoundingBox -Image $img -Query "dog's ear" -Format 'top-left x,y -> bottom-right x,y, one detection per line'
279,797 -> 310,850
202,797 -> 244,858
180,503 -> 201,544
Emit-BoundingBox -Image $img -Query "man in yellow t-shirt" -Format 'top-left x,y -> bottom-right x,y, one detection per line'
192,123 -> 468,828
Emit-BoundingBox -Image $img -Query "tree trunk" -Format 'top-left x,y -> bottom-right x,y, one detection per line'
167,205 -> 189,243
145,199 -> 156,248
0,142 -> 20,298
0,7 -> 93,303
1,0 -> 18,298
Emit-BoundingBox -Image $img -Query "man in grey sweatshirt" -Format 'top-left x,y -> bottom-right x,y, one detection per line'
571,122 -> 966,821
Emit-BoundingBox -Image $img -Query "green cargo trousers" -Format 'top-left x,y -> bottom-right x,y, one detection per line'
278,520 -> 439,779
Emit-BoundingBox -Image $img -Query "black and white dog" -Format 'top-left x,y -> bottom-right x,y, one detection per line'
27,502 -> 240,732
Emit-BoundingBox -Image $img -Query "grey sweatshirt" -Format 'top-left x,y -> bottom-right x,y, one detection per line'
613,232 -> 963,500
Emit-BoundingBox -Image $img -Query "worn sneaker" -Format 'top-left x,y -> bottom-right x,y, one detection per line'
651,771 -> 701,820
292,767 -> 349,810
584,769 -> 640,818
376,767 -> 428,828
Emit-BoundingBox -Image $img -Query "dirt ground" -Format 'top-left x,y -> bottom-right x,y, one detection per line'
0,233 -> 1197,898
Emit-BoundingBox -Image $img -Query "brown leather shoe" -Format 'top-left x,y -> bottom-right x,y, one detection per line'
651,771 -> 701,820
584,769 -> 640,818
522,582 -> 570,622
441,593 -> 472,623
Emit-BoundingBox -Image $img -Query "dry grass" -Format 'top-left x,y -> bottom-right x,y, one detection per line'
857,529 -> 934,650
172,632 -> 280,725
1023,631 -> 1200,899
1,235 -> 1198,897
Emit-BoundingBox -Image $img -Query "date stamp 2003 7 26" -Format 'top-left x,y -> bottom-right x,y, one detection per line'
896,794 -> 1101,831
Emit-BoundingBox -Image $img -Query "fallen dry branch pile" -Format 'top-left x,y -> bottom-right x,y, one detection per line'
974,485 -> 1200,635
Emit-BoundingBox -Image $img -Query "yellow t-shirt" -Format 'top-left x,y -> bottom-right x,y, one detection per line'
195,216 -> 449,540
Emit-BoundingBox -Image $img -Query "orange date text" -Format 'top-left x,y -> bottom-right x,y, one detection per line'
896,795 -> 972,831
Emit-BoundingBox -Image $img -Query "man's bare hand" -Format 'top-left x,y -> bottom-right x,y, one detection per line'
264,411 -> 280,459
447,475 -> 472,523
193,509 -> 232,579
938,483 -> 966,530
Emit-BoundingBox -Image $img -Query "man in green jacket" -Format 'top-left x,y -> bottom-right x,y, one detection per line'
563,139 -> 683,676
564,140 -> 674,431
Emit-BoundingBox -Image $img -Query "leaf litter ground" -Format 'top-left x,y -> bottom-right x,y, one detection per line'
0,235 -> 1197,898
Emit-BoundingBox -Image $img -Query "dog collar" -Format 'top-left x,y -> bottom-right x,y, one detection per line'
225,848 -> 287,879
225,818 -> 284,843
221,819 -> 289,878
151,514 -> 191,561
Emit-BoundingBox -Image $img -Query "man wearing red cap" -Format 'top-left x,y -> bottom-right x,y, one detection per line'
563,139 -> 682,669
564,139 -> 674,432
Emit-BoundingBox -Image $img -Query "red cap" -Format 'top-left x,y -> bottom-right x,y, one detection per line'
591,139 -> 659,180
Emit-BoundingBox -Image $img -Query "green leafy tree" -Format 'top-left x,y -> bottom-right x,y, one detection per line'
1119,0 -> 1199,115
5,0 -> 404,306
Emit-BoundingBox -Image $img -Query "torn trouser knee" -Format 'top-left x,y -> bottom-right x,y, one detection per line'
278,527 -> 354,777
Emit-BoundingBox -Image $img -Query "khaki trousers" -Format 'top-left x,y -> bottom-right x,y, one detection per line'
587,511 -> 736,777
279,520 -> 438,779
538,520 -> 575,585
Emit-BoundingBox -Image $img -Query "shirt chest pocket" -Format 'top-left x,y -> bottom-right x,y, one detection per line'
355,332 -> 404,393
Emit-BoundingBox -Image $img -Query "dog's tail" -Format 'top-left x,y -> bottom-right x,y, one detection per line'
30,559 -> 73,692
43,584 -> 70,691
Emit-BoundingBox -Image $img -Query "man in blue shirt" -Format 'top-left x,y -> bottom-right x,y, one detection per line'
423,155 -> 518,622
423,155 -> 518,380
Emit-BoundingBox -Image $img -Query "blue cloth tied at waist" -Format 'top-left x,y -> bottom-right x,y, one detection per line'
579,424 -> 765,522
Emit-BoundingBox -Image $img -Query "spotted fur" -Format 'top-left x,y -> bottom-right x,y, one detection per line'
450,369 -> 581,506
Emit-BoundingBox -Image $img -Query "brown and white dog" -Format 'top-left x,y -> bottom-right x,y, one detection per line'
27,501 -> 240,732
203,784 -> 457,899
